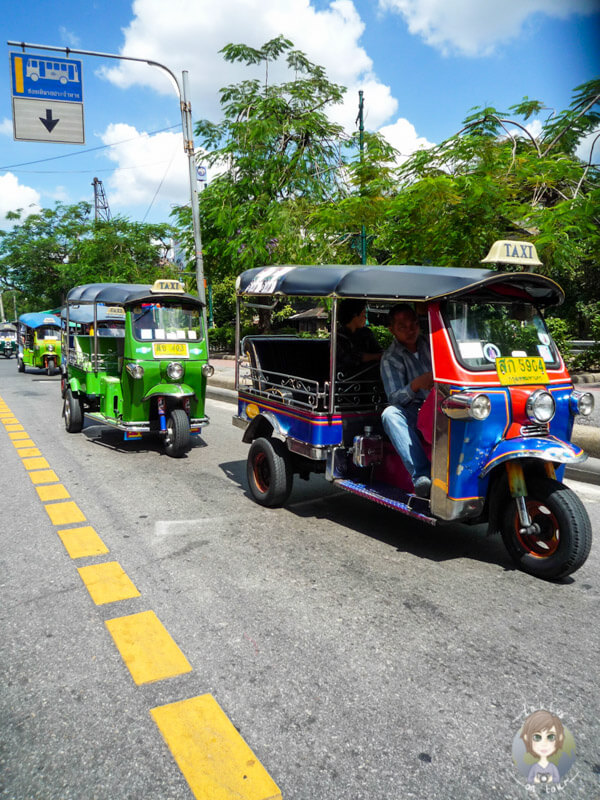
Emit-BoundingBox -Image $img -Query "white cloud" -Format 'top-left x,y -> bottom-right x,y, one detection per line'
0,174 -> 41,222
576,127 -> 600,165
100,0 -> 398,131
378,0 -> 600,56
99,123 -> 190,214
0,118 -> 13,137
379,117 -> 434,160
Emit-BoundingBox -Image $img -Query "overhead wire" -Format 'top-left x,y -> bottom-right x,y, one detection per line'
0,123 -> 181,172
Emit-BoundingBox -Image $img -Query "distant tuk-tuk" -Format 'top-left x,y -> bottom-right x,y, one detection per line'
0,322 -> 17,358
17,312 -> 61,374
62,279 -> 213,457
233,243 -> 594,579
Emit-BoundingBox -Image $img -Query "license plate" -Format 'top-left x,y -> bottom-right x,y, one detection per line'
496,356 -> 549,385
152,342 -> 189,359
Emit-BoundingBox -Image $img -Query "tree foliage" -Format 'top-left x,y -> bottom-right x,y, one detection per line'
0,202 -> 177,312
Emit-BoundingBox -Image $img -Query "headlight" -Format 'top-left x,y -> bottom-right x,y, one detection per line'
166,362 -> 184,380
202,363 -> 215,378
441,391 -> 491,420
126,363 -> 144,379
47,345 -> 54,353
570,390 -> 594,417
526,389 -> 555,423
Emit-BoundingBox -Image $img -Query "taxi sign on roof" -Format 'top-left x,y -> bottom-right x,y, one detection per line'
481,240 -> 542,267
150,279 -> 185,294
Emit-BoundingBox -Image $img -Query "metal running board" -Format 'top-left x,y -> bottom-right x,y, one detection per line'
335,479 -> 437,526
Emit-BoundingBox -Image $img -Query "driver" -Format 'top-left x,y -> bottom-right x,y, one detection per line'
380,303 -> 433,498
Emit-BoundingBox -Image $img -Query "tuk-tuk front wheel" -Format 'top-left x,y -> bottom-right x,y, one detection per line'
164,408 -> 190,458
247,437 -> 293,507
64,389 -> 83,433
17,358 -> 25,373
47,357 -> 56,376
501,477 -> 592,580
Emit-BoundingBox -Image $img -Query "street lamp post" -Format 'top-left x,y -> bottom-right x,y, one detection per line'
7,41 -> 207,313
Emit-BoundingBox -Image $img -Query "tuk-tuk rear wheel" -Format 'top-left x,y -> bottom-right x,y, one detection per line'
164,408 -> 190,458
64,389 -> 83,433
247,437 -> 293,507
501,477 -> 592,580
17,358 -> 25,373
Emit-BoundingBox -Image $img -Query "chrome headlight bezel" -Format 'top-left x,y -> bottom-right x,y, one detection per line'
126,362 -> 144,380
166,361 -> 184,380
202,363 -> 215,378
526,389 -> 556,423
441,391 -> 491,421
570,390 -> 594,417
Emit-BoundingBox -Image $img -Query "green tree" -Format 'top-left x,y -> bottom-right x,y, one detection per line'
377,79 -> 600,338
171,35 -> 349,285
0,202 -> 177,310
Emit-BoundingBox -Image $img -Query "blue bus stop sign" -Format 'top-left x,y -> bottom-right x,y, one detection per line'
10,52 -> 83,103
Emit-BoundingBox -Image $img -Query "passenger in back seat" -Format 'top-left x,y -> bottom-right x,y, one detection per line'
336,299 -> 382,377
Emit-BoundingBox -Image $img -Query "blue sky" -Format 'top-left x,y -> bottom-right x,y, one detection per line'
1,0 -> 599,227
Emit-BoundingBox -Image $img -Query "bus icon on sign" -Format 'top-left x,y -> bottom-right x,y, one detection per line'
26,58 -> 80,85
10,52 -> 83,103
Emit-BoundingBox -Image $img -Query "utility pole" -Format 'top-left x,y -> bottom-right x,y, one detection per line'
92,177 -> 111,221
7,41 -> 207,316
357,90 -> 367,265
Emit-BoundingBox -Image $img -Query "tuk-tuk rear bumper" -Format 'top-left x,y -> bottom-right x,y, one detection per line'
480,436 -> 587,479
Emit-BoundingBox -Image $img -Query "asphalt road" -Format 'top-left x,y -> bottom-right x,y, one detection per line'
1,357 -> 599,800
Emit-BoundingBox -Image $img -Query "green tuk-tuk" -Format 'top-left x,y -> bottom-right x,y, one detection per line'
61,279 -> 213,457
0,323 -> 17,358
17,312 -> 62,374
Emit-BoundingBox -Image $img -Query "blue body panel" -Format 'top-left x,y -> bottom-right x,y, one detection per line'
445,384 -> 576,501
238,392 -> 343,447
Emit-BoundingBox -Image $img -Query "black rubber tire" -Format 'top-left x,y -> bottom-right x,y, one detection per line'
164,408 -> 190,457
501,477 -> 592,579
247,436 -> 293,507
64,389 -> 83,433
17,358 -> 25,373
4,352 -> 11,359
47,357 -> 56,376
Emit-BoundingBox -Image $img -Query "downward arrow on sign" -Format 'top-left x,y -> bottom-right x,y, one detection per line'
40,109 -> 59,132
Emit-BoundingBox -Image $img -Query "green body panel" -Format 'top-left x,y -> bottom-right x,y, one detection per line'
22,335 -> 61,368
65,310 -> 208,423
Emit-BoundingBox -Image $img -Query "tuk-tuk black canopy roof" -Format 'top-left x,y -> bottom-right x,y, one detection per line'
236,265 -> 564,306
66,283 -> 204,308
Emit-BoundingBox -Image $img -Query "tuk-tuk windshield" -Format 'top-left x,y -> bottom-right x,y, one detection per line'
37,326 -> 60,340
131,302 -> 203,343
444,300 -> 560,370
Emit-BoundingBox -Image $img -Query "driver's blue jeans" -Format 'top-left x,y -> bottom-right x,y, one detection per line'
381,403 -> 431,482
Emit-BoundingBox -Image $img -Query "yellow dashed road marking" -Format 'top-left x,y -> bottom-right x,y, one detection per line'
5,424 -> 25,432
106,610 -> 192,685
28,469 -> 60,485
22,456 -> 50,470
12,438 -> 36,449
57,526 -> 109,559
36,484 -> 71,502
18,447 -> 42,457
78,562 -> 140,605
44,501 -> 86,526
151,695 -> 282,800
8,431 -> 30,441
